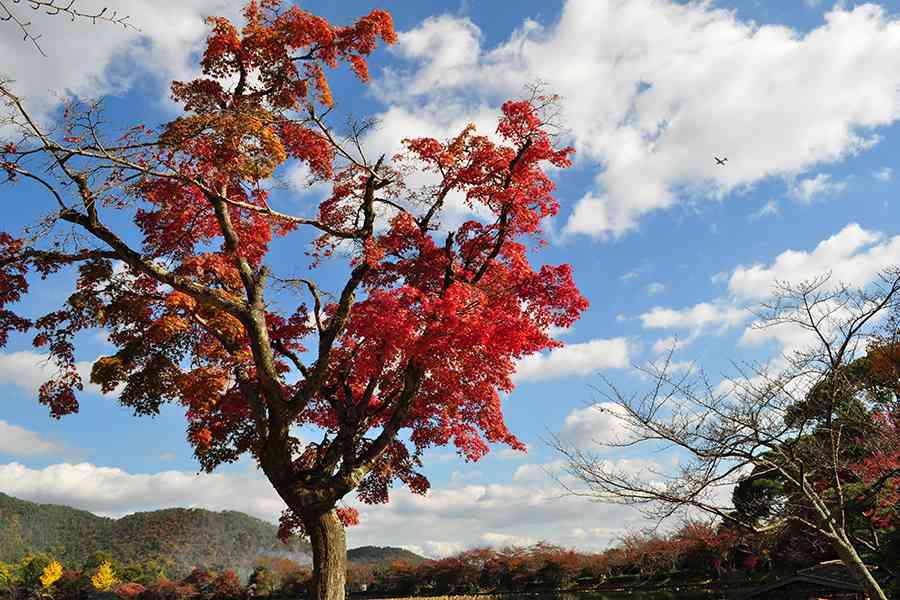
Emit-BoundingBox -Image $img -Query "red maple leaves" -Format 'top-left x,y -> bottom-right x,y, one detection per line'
0,0 -> 587,539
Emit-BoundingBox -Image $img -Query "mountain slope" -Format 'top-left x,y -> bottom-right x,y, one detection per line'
0,492 -> 310,575
0,492 -> 425,575
347,546 -> 427,566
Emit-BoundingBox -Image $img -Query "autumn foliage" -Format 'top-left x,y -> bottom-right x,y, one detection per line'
0,1 -> 586,597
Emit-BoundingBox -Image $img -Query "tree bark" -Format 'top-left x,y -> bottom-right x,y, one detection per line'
829,532 -> 887,600
304,509 -> 347,600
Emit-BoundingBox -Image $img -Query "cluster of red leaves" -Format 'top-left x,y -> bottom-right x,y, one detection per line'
162,0 -> 392,186
1,0 -> 588,540
274,99 -> 586,537
856,451 -> 900,529
114,582 -> 146,600
0,233 -> 31,347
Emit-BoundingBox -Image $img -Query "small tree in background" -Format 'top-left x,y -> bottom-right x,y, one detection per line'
38,561 -> 62,591
90,561 -> 116,592
554,272 -> 900,600
0,1 -> 586,598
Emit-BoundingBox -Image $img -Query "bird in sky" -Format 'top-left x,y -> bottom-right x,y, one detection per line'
714,156 -> 728,166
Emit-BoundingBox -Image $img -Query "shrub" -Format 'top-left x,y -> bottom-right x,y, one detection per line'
18,554 -> 52,590
140,579 -> 197,600
40,561 -> 63,589
115,582 -> 146,600
91,562 -> 117,592
55,570 -> 90,600
208,572 -> 242,600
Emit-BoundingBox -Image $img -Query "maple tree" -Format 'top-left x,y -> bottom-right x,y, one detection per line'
90,562 -> 116,592
38,561 -> 62,590
0,1 -> 587,598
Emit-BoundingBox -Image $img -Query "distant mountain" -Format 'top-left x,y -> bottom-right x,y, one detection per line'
0,491 -> 311,576
347,545 -> 427,566
0,493 -> 425,575
0,492 -> 422,576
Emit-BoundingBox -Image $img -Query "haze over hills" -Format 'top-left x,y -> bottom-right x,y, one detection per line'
0,492 -> 424,576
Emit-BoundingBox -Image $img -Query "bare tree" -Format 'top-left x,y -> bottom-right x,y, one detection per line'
1,0 -> 135,56
552,271 -> 900,600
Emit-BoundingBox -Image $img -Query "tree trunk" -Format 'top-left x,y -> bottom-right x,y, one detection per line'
304,509 -> 347,600
829,532 -> 887,600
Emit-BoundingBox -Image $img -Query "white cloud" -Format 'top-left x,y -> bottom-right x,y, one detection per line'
558,403 -> 633,449
0,421 -> 68,457
650,336 -> 689,354
376,1 -> 900,239
385,15 -> 483,98
513,338 -> 632,382
478,532 -> 537,549
1,1 -> 241,121
728,223 -> 900,301
0,461 -> 651,556
547,325 -> 573,338
789,173 -> 846,204
0,351 -> 104,397
283,162 -> 332,203
349,479 -> 649,553
0,462 -> 284,519
496,443 -> 530,460
641,224 -> 900,363
749,199 -> 779,220
512,460 -> 566,483
449,469 -> 482,485
645,282 -> 666,296
874,166 -> 893,181
405,541 -> 467,559
639,303 -> 749,332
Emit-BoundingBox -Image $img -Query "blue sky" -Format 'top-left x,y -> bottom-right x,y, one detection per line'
2,0 -> 900,558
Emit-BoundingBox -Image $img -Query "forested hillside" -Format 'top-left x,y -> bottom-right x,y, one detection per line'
0,492 -> 310,575
347,546 -> 426,566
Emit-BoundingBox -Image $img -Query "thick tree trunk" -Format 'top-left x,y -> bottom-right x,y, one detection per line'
829,532 -> 887,600
304,509 -> 347,600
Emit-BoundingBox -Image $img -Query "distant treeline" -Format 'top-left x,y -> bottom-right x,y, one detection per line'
357,519 -> 897,597
2,517 -> 895,599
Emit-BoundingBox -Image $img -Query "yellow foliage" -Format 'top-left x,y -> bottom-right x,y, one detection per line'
91,561 -> 117,591
39,561 -> 62,588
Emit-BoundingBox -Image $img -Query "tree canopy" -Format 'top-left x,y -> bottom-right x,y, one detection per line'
0,2 -> 587,597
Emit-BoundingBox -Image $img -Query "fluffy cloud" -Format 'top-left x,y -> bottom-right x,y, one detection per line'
512,460 -> 566,483
376,1 -> 900,238
637,223 -> 900,364
637,302 -> 750,352
0,462 -> 284,518
0,461 -> 651,557
789,174 -> 846,204
639,303 -> 749,332
557,403 -> 633,449
513,338 -> 632,382
0,421 -> 68,457
728,223 -> 900,301
0,351 -> 104,397
0,1 -> 241,120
